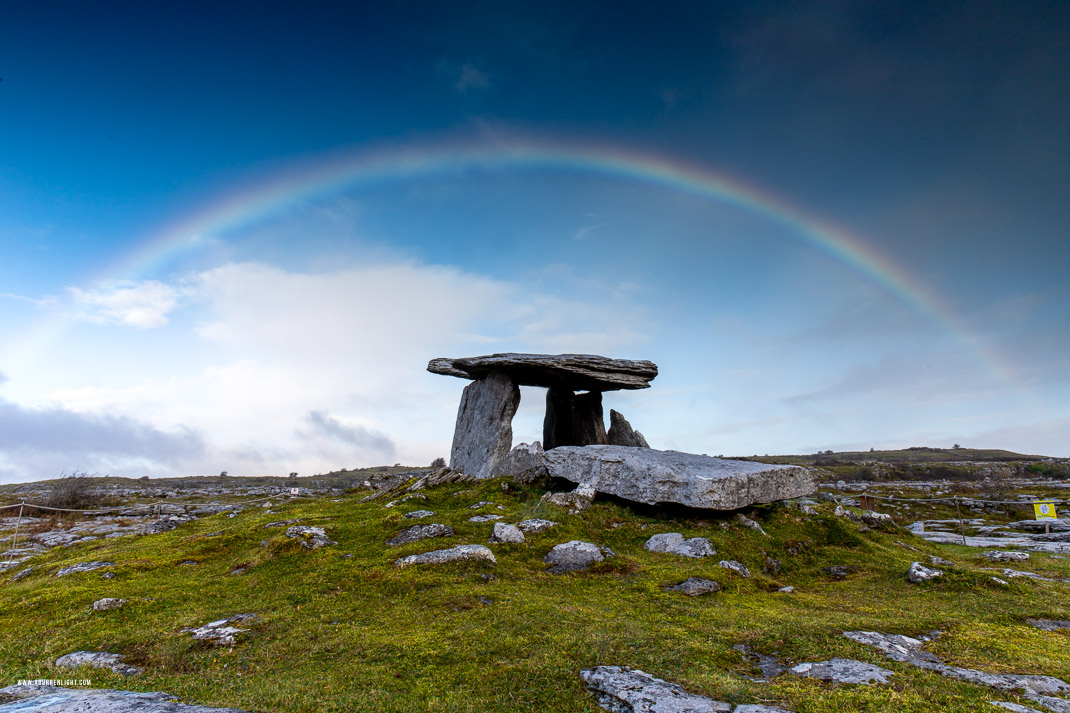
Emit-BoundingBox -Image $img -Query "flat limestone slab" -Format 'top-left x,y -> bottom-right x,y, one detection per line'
428,353 -> 657,391
543,446 -> 816,510
0,684 -> 249,712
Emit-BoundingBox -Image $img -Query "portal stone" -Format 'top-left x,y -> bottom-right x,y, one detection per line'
450,371 -> 519,479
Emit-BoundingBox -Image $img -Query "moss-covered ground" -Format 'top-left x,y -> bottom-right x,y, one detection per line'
2,477 -> 1069,712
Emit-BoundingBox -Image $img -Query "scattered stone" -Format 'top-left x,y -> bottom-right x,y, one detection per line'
100,571 -> 116,579
448,371 -> 520,479
469,514 -> 504,522
908,562 -> 944,583
177,560 -> 200,566
789,658 -> 894,685
778,586 -> 795,593
542,446 -> 816,510
285,526 -> 336,549
261,520 -> 300,528
387,524 -> 454,547
733,644 -> 786,680
822,565 -> 858,580
666,578 -> 721,596
580,665 -> 730,712
929,555 -> 954,568
395,544 -> 497,569
55,651 -> 141,676
8,566 -> 35,582
469,501 -> 495,509
0,684 -> 250,712
544,541 -> 608,573
1003,569 -> 1054,581
607,409 -> 650,448
984,551 -> 1031,562
55,561 -> 114,577
736,514 -> 768,536
719,560 -> 751,578
644,533 -> 715,558
517,518 -> 558,533
989,703 -> 1046,712
992,577 -> 1010,585
764,556 -> 782,575
404,510 -> 435,519
541,482 -> 597,514
1026,619 -> 1070,632
139,516 -> 188,534
860,511 -> 894,527
229,568 -> 246,576
92,598 -> 126,612
488,522 -> 525,544
182,614 -> 257,646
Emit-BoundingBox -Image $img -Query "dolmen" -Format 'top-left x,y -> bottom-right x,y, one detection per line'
429,353 -> 816,510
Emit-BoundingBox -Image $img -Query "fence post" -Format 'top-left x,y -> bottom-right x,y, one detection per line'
954,497 -> 967,546
8,503 -> 24,563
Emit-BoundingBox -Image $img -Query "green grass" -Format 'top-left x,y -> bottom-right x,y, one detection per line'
2,478 -> 1069,712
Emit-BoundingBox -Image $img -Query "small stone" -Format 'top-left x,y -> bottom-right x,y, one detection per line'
929,555 -> 954,568
778,586 -> 795,593
541,483 -> 596,514
907,561 -> 943,583
177,560 -> 200,566
182,614 -> 257,646
736,514 -> 768,536
644,533 -> 715,558
92,598 -> 126,611
719,560 -> 751,577
488,522 -> 525,544
666,577 -> 721,596
823,565 -> 858,580
517,518 -> 558,533
544,541 -> 606,573
860,511 -> 894,527
469,514 -> 504,522
469,501 -> 495,509
790,658 -> 895,685
403,510 -> 435,519
387,524 -> 454,547
988,702 -> 1046,712
983,551 -> 1031,562
764,556 -> 782,575
100,572 -> 116,579
395,544 -> 497,569
55,651 -> 141,676
9,567 -> 34,582
0,684 -> 251,711
285,526 -> 336,549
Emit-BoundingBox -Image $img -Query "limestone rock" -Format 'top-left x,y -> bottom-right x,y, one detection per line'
542,446 -> 816,510
789,658 -> 895,685
666,577 -> 721,596
182,614 -> 257,646
394,544 -> 497,568
403,510 -> 435,519
0,684 -> 250,712
55,561 -> 114,577
387,524 -> 454,547
823,565 -> 859,580
907,561 -> 943,583
580,666 -> 730,712
488,522 -> 525,544
735,514 -> 768,535
644,533 -> 715,558
983,551 -> 1031,562
55,651 -> 141,676
285,526 -> 336,549
607,409 -> 649,448
574,391 -> 610,446
492,441 -> 546,480
92,598 -> 126,611
429,353 -> 658,392
544,540 -> 608,573
469,514 -> 504,522
517,518 -> 558,534
449,372 -> 520,479
541,483 -> 597,514
1026,619 -> 1070,632
719,560 -> 752,578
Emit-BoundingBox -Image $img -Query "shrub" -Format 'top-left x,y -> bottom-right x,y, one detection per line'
46,471 -> 105,511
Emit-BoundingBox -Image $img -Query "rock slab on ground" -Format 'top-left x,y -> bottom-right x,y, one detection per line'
54,562 -> 114,577
387,524 -> 454,546
542,446 -> 816,510
644,533 -> 714,558
394,544 -> 497,569
54,651 -> 141,676
0,685 -> 250,712
789,658 -> 895,685
666,577 -> 721,596
449,372 -> 520,479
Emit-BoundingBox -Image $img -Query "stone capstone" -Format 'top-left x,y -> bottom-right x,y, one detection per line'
91,598 -> 126,611
541,446 -> 816,510
488,522 -> 525,544
666,577 -> 721,596
285,526 -> 336,549
429,353 -> 658,392
644,533 -> 715,558
394,544 -> 497,569
789,658 -> 895,685
607,409 -> 649,448
449,371 -> 520,479
544,540 -> 609,573
54,651 -> 142,676
0,684 -> 250,712
387,523 -> 454,547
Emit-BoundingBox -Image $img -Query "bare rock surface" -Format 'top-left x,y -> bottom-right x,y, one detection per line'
403,510 -> 435,519
544,541 -> 607,573
789,658 -> 894,685
492,441 -> 546,479
449,372 -> 520,479
285,526 -> 336,549
719,560 -> 752,578
387,524 -> 454,547
607,409 -> 650,448
666,577 -> 721,596
644,533 -> 715,558
580,665 -> 731,712
394,544 -> 496,568
55,562 -> 114,577
0,684 -> 249,712
984,551 -> 1032,562
429,353 -> 658,391
469,514 -> 504,522
54,651 -> 142,676
1027,619 -> 1070,632
542,446 -> 816,510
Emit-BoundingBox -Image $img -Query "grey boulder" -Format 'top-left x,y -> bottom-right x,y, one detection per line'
91,598 -> 126,612
607,409 -> 650,448
394,544 -> 496,569
719,560 -> 752,578
666,578 -> 721,596
449,371 -> 519,479
182,614 -> 257,646
285,526 -> 336,549
644,533 -> 715,558
907,561 -> 943,583
517,518 -> 558,533
580,666 -> 730,712
542,446 -> 816,510
545,541 -> 608,573
488,522 -> 525,544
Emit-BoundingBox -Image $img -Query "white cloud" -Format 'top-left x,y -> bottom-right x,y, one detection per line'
68,280 -> 184,328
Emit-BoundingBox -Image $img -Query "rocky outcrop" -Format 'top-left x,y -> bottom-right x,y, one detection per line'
607,409 -> 649,448
580,666 -> 792,712
543,446 -> 816,510
429,353 -> 658,392
0,684 -> 250,712
182,614 -> 257,646
55,561 -> 114,577
394,544 -> 497,568
449,372 -> 520,479
907,561 -> 943,583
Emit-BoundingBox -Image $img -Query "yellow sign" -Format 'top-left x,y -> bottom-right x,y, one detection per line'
1034,501 -> 1057,520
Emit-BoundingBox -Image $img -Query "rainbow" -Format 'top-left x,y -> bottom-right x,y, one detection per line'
51,137 -> 1023,387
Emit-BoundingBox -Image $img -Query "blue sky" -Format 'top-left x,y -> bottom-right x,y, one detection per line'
1,1 -> 1067,482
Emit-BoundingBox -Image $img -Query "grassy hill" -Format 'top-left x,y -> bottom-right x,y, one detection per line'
2,476 -> 1069,712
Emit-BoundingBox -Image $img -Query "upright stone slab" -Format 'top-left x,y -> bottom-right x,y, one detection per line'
543,386 -> 576,450
573,391 -> 609,446
450,371 -> 519,479
607,409 -> 649,447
